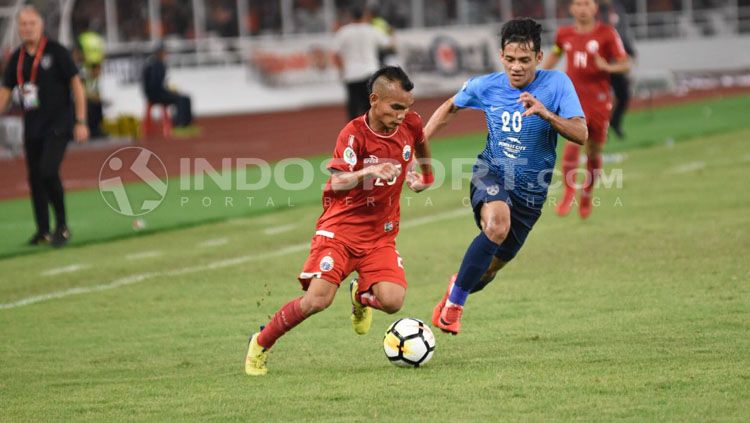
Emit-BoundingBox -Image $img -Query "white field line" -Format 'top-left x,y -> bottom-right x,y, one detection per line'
666,161 -> 706,174
263,224 -> 297,236
197,238 -> 229,248
1,208 -> 468,310
40,264 -> 89,277
125,250 -> 163,260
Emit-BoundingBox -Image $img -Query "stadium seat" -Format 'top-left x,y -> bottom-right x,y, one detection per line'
142,102 -> 172,139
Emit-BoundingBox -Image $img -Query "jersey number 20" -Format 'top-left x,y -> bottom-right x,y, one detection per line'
501,111 -> 522,133
375,176 -> 398,186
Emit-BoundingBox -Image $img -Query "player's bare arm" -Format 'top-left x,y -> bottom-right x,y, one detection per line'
406,140 -> 434,193
518,92 -> 587,145
0,87 -> 11,112
594,55 -> 631,74
329,162 -> 402,193
424,96 -> 463,140
541,47 -> 562,69
71,75 -> 89,143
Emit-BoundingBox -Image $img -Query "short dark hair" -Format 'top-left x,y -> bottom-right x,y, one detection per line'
500,18 -> 543,53
367,66 -> 414,94
350,6 -> 364,21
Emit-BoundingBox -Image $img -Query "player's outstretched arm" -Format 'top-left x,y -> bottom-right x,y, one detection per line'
594,55 -> 631,74
541,48 -> 561,70
406,141 -> 434,193
518,92 -> 587,145
330,162 -> 402,193
424,96 -> 462,141
547,115 -> 587,145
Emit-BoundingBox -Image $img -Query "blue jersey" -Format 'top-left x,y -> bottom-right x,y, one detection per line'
454,70 -> 584,205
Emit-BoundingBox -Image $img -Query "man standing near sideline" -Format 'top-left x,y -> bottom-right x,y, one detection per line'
424,18 -> 587,334
599,0 -> 636,139
0,6 -> 89,247
334,6 -> 393,120
543,0 -> 630,219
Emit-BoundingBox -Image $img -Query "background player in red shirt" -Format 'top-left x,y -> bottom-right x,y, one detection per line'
245,67 -> 433,376
542,0 -> 630,218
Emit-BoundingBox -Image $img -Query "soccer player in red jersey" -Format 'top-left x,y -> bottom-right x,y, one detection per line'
542,0 -> 630,219
245,67 -> 433,375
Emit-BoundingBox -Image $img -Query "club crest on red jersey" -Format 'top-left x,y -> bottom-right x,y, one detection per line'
319,255 -> 334,272
402,145 -> 412,162
586,40 -> 600,54
343,147 -> 357,166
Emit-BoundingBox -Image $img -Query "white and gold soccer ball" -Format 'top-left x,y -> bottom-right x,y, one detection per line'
383,318 -> 436,368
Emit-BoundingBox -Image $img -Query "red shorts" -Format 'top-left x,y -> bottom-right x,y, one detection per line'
298,235 -> 406,294
583,105 -> 611,144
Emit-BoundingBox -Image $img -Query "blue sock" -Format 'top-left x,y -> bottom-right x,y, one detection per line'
448,232 -> 499,306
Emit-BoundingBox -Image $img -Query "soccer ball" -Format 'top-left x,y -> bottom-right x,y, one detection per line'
383,318 -> 436,367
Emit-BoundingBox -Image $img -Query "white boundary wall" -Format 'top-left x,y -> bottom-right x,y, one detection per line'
101,28 -> 750,117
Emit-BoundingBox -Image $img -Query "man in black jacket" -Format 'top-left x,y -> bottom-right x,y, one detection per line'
0,6 -> 89,247
142,45 -> 193,127
599,0 -> 636,139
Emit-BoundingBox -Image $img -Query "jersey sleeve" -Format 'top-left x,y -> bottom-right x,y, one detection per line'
453,76 -> 484,110
56,43 -> 79,82
408,112 -> 426,145
604,26 -> 628,62
555,73 -> 585,119
328,129 -> 360,173
551,29 -> 564,55
2,54 -> 16,89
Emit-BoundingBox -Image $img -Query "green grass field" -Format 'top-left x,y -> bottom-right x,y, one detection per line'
1,98 -> 749,420
1,95 -> 749,259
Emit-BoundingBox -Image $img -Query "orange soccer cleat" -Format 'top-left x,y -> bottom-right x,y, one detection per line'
432,273 -> 457,328
556,189 -> 576,217
436,303 -> 463,335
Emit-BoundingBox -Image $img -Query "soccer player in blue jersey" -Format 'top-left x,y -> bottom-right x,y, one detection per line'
425,18 -> 588,334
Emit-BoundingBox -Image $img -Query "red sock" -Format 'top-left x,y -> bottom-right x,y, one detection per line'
562,143 -> 581,193
583,153 -> 602,199
356,291 -> 384,311
257,297 -> 306,349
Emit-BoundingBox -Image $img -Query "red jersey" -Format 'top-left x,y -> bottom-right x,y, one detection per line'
554,22 -> 627,119
315,111 -> 425,252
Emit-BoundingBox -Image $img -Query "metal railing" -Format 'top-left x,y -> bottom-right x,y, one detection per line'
2,2 -> 748,68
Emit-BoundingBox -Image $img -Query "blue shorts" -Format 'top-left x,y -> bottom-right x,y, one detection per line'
469,164 -> 543,262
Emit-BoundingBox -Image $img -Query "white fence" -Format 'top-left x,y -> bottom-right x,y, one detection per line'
100,25 -> 750,117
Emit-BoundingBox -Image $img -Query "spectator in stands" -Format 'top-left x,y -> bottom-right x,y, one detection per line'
294,0 -> 326,33
83,63 -> 105,138
142,44 -> 193,128
78,29 -> 105,68
600,0 -> 637,139
370,6 -> 398,67
333,6 -> 392,120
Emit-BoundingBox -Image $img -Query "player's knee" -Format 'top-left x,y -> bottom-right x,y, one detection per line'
304,294 -> 333,314
379,295 -> 403,314
483,220 -> 509,245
